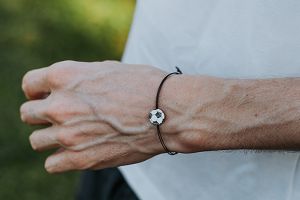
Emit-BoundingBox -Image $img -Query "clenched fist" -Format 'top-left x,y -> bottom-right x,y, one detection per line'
20,61 -> 188,173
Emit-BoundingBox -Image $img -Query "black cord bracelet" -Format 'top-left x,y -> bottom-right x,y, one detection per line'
149,66 -> 183,155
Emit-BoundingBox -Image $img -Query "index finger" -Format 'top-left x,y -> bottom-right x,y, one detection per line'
22,67 -> 51,100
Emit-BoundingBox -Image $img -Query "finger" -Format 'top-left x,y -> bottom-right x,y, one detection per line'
45,149 -> 89,173
20,99 -> 50,125
28,118 -> 117,152
22,67 -> 51,100
29,124 -> 96,152
29,127 -> 60,151
44,143 -> 151,173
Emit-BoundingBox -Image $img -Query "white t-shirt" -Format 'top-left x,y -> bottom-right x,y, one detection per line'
120,1 -> 300,200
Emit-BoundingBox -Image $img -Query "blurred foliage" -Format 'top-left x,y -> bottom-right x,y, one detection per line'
0,0 -> 135,199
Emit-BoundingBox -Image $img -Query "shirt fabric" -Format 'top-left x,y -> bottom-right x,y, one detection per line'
120,1 -> 300,200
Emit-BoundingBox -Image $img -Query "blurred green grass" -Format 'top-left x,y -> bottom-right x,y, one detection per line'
0,0 -> 135,199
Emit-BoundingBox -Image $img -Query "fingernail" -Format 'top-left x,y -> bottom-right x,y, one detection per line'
20,104 -> 27,122
45,157 -> 56,173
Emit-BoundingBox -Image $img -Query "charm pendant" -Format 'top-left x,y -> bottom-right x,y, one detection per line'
149,108 -> 165,125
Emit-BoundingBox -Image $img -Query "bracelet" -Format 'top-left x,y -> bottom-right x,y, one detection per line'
148,66 -> 183,155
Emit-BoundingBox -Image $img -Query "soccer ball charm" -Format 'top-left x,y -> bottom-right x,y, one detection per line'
149,109 -> 165,125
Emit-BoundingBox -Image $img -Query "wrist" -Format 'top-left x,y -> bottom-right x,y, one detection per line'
160,73 -> 235,153
158,74 -> 217,153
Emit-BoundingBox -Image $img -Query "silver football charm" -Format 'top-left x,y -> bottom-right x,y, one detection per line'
149,108 -> 165,125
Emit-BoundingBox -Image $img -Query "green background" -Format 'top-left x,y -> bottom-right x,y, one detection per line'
0,0 -> 135,199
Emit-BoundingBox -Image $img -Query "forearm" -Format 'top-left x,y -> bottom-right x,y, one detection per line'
161,74 -> 300,153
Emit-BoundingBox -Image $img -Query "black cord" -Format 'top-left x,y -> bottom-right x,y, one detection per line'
155,66 -> 182,155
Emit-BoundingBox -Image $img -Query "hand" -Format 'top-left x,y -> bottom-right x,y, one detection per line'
20,61 -> 185,173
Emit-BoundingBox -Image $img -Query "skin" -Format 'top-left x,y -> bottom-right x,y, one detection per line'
20,60 -> 300,173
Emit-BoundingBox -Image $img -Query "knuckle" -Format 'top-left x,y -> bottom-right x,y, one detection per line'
46,68 -> 63,87
44,99 -> 65,122
47,60 -> 76,87
102,60 -> 120,65
51,60 -> 76,68
44,104 -> 58,118
56,131 -> 74,147
68,144 -> 83,152
62,60 -> 77,65
50,112 -> 66,124
44,96 -> 80,123
69,155 -> 88,170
